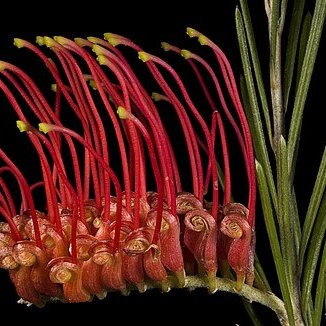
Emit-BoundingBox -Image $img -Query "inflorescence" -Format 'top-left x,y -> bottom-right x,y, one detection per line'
0,29 -> 256,307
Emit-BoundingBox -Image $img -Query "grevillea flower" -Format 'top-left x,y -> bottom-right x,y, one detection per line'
0,28 -> 256,306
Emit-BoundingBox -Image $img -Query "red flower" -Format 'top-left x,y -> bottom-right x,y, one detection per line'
219,203 -> 255,291
0,30 -> 256,305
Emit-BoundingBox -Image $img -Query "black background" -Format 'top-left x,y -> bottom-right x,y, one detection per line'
0,0 -> 325,325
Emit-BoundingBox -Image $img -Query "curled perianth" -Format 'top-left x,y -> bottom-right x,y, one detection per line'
11,240 -> 61,304
146,191 -> 169,210
184,209 -> 218,293
176,192 -> 203,215
147,208 -> 185,287
220,213 -> 252,292
48,256 -> 91,303
123,227 -> 153,256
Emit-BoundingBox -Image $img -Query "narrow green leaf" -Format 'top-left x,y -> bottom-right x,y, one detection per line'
286,12 -> 312,183
239,0 -> 273,145
308,303 -> 314,326
288,0 -> 326,169
240,75 -> 258,146
276,137 -> 295,290
295,12 -> 313,92
256,160 -> 295,326
283,0 -> 306,110
312,238 -> 326,326
301,189 -> 326,320
254,254 -> 272,292
299,146 -> 326,272
289,187 -> 301,258
280,0 -> 289,23
242,300 -> 263,326
325,291 -> 326,323
236,7 -> 278,211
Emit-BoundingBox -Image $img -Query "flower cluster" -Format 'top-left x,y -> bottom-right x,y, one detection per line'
0,29 -> 256,307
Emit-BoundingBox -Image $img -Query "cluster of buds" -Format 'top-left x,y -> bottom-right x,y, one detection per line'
0,29 -> 256,307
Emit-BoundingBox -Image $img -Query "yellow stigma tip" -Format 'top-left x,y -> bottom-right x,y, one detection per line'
0,61 -> 7,71
51,84 -> 57,92
151,92 -> 169,103
103,33 -> 118,40
117,106 -> 129,120
105,37 -> 120,47
86,36 -> 98,44
35,36 -> 45,46
151,92 -> 162,102
89,80 -> 98,90
138,51 -> 150,63
92,44 -> 105,56
96,54 -> 107,65
103,32 -> 116,40
53,36 -> 66,45
180,49 -> 192,59
103,33 -> 122,46
74,38 -> 85,47
87,36 -> 97,43
13,38 -> 24,49
43,36 -> 56,48
16,120 -> 29,133
198,35 -> 208,46
186,27 -> 199,38
161,42 -> 171,52
38,123 -> 50,134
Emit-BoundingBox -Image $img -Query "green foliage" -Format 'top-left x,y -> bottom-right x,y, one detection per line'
236,0 -> 326,325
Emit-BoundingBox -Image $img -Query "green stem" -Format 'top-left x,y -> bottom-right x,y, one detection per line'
270,31 -> 284,150
179,276 -> 288,325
